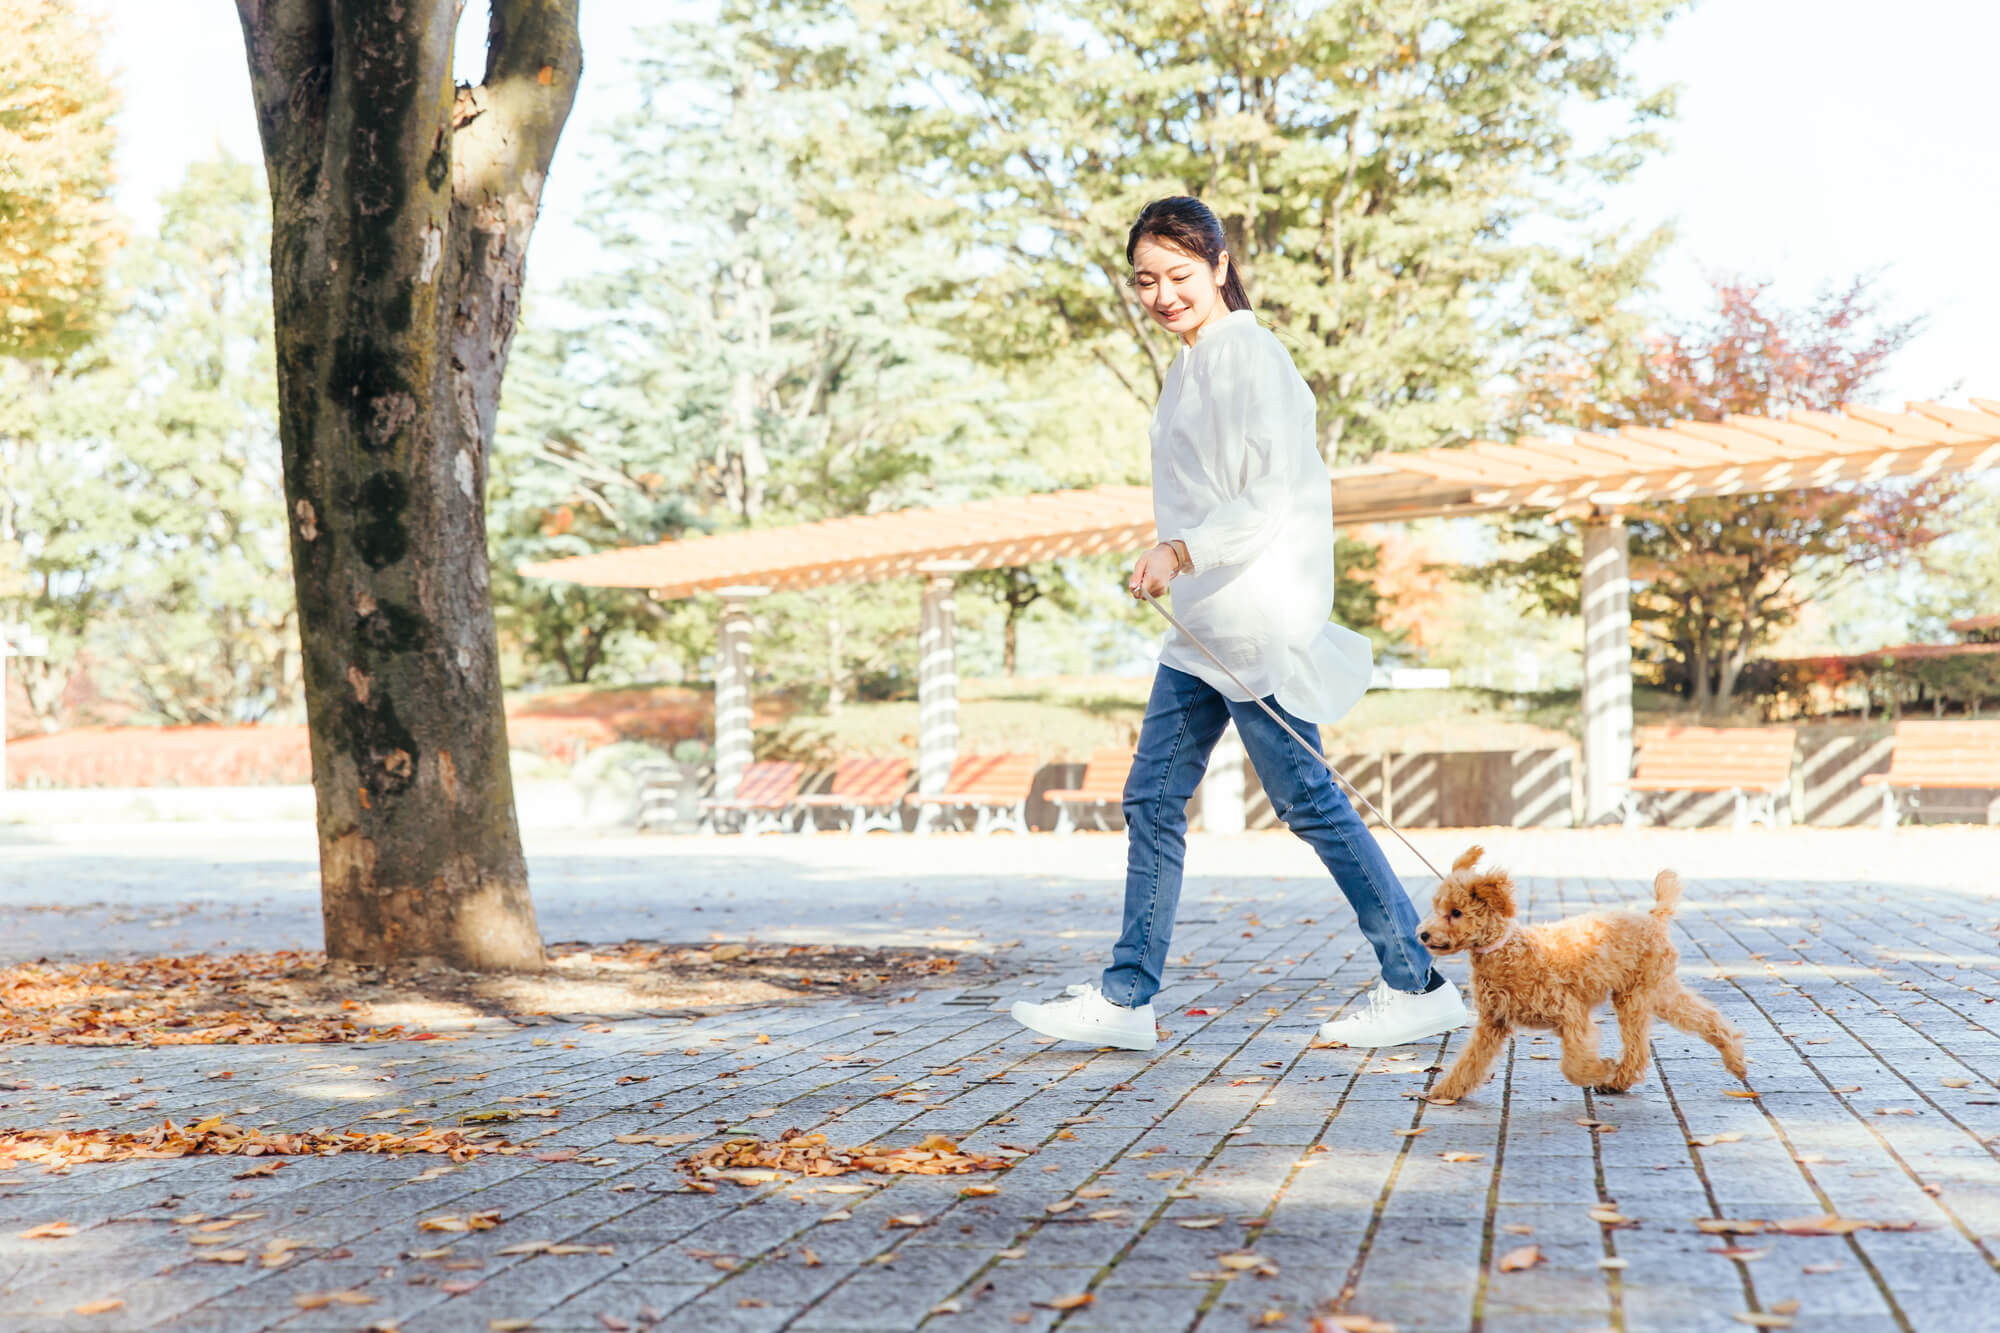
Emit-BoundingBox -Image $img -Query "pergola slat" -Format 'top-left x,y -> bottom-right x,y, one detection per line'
521,399 -> 1998,596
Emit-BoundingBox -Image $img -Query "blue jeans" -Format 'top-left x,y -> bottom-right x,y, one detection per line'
1100,664 -> 1433,1008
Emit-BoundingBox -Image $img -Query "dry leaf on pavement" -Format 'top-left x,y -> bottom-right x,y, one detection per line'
680,1132 -> 1009,1184
18,1221 -> 76,1239
0,1116 -> 504,1169
1036,1293 -> 1094,1311
1496,1245 -> 1541,1272
73,1299 -> 123,1316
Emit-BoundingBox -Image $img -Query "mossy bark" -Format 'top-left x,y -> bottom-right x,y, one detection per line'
235,0 -> 581,970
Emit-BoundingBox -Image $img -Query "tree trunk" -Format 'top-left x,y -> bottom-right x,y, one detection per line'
235,0 -> 581,971
1003,614 -> 1017,677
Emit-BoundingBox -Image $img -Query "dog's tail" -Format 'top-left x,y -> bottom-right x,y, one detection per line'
1650,869 -> 1683,920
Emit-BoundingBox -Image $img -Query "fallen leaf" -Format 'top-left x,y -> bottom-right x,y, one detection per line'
1710,1245 -> 1772,1261
800,1246 -> 821,1267
959,1184 -> 999,1198
1176,1217 -> 1225,1229
931,1300 -> 962,1316
1438,1151 -> 1482,1162
1496,1245 -> 1541,1272
1731,1315 -> 1792,1329
1722,1089 -> 1760,1099
1771,1214 -> 1865,1236
293,1291 -> 373,1310
1320,1317 -> 1396,1333
886,1214 -> 928,1228
599,1315 -> 631,1332
74,1299 -> 123,1316
420,1211 -> 502,1233
490,1321 -> 535,1332
1586,1208 -> 1632,1226
1036,1294 -> 1094,1311
1940,1078 -> 1971,1088
1697,1218 -> 1769,1235
1390,1128 -> 1426,1138
1045,1200 -> 1077,1214
1802,1261 -> 1843,1274
18,1221 -> 76,1239
1499,1223 -> 1533,1235
197,1250 -> 249,1263
1771,1301 -> 1800,1316
1689,1132 -> 1745,1147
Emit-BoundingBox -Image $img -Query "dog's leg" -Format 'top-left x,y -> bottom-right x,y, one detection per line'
1430,1017 -> 1510,1102
1596,991 -> 1653,1093
1555,1006 -> 1615,1089
1656,987 -> 1748,1080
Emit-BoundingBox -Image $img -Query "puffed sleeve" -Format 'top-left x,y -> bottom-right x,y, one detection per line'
1175,331 -> 1313,575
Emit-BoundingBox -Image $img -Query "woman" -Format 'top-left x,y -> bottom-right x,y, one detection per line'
1011,197 -> 1466,1052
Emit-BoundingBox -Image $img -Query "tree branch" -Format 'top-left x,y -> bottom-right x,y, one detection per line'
458,0 -> 583,193
233,0 -> 333,197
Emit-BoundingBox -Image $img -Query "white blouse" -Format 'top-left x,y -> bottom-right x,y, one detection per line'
1150,308 -> 1373,724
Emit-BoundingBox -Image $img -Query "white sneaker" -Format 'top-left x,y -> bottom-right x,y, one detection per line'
1010,982 -> 1157,1051
1316,977 -> 1468,1048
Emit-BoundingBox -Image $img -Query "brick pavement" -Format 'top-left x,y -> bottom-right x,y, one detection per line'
0,826 -> 1996,1332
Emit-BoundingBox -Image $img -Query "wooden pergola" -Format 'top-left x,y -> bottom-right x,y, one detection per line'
522,398 -> 2000,822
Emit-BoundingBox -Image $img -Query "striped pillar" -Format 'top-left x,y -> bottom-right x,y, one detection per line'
917,565 -> 971,795
713,588 -> 767,801
1581,518 -> 1633,824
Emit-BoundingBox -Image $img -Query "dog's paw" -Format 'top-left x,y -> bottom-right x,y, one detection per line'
1591,1083 -> 1632,1096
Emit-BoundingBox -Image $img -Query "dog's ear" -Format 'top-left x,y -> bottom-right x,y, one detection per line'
1467,870 -> 1516,918
1452,845 -> 1485,873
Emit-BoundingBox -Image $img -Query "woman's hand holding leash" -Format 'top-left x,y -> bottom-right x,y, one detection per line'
1129,541 -> 1190,600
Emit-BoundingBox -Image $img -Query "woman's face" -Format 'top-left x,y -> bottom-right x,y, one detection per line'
1131,237 -> 1229,344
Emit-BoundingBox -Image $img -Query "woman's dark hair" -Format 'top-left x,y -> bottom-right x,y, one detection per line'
1126,196 -> 1251,312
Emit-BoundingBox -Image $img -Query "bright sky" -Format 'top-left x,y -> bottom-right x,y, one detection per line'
88,0 -> 1998,409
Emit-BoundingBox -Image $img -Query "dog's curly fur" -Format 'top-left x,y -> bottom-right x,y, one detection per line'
1421,845 -> 1747,1102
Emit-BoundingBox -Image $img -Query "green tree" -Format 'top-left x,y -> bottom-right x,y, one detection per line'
495,9 -> 1049,687
0,0 -> 120,360
0,158 -> 301,730
802,0 -> 1678,464
96,157 -> 297,725
0,357 -> 130,729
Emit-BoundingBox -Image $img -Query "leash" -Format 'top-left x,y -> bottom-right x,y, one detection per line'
1139,589 -> 1448,882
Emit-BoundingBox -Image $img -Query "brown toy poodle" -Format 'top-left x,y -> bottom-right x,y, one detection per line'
1420,846 -> 1747,1102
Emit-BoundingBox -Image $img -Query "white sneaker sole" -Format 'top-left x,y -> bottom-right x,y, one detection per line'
1316,1004 -> 1470,1049
1010,1001 -> 1157,1051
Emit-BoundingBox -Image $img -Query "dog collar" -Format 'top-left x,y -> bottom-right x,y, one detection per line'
1473,926 -> 1518,955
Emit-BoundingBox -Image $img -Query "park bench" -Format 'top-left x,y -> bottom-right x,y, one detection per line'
793,756 -> 913,836
698,760 -> 805,836
903,752 -> 1039,836
1044,746 -> 1135,834
1618,726 -> 1796,829
1860,720 -> 2000,828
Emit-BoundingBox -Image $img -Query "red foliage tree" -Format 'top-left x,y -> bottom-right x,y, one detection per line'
1494,277 -> 1950,712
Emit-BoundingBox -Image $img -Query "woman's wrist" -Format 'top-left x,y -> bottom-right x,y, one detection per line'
1162,539 -> 1192,573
